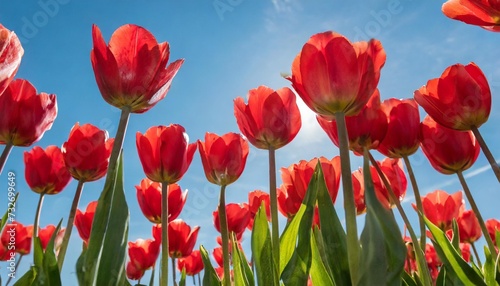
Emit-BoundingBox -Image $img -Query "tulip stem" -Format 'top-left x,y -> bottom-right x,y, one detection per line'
172,257 -> 177,286
402,155 -> 426,251
218,185 -> 231,286
33,192 -> 45,263
5,254 -> 22,286
456,171 -> 497,257
334,112 -> 359,283
58,180 -> 85,270
161,183 -> 170,286
471,126 -> 500,183
0,142 -> 13,175
103,107 -> 131,189
368,151 -> 432,284
268,147 -> 280,279
470,242 -> 482,268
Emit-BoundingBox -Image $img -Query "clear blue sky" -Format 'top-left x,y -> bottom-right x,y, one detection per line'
1,0 -> 499,284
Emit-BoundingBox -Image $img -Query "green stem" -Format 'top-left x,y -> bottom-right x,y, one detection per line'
402,155 -> 426,251
471,126 -> 500,183
0,142 -> 13,175
161,183 -> 170,286
268,147 -> 280,281
58,180 -> 85,270
368,151 -> 432,285
172,257 -> 177,286
470,242 -> 482,269
218,185 -> 231,286
334,112 -> 359,283
198,273 -> 201,286
5,254 -> 22,286
33,193 -> 45,239
456,171 -> 497,257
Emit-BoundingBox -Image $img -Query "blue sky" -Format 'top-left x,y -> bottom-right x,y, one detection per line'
1,0 -> 500,284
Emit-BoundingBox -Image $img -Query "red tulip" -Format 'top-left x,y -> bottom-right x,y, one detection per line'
417,190 -> 464,231
442,0 -> 500,32
1,222 -> 33,255
0,24 -> 23,95
152,220 -> 200,258
136,179 -> 187,224
62,123 -> 114,182
287,31 -> 386,117
91,24 -> 184,113
371,158 -> 407,208
24,146 -> 72,195
213,246 -> 223,267
198,132 -> 249,186
247,190 -> 271,229
377,98 -> 420,158
38,225 -> 65,252
74,201 -> 97,245
213,203 -> 250,237
414,63 -> 491,131
352,169 -> 367,215
177,250 -> 203,276
486,218 -> 500,244
457,209 -> 482,243
317,89 -> 387,155
419,116 -> 480,174
126,261 -> 145,281
234,85 -> 301,149
277,184 -> 302,219
0,239 -> 15,261
425,243 -> 442,281
127,238 -> 160,274
136,124 -> 197,184
0,79 -> 57,146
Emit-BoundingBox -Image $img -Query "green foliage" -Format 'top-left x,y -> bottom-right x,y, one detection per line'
251,203 -> 277,286
200,245 -> 221,286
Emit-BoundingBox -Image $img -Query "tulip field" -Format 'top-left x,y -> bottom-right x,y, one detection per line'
1,1 -> 500,285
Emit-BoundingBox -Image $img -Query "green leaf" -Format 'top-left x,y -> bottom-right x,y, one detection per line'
179,267 -> 186,286
451,220 -> 460,249
251,203 -> 277,286
13,267 -> 36,286
200,245 -> 221,286
232,233 -> 254,286
76,153 -> 130,285
280,163 -> 322,285
484,246 -> 498,286
358,153 -> 406,286
424,216 -> 486,285
39,220 -> 63,286
401,271 -> 417,286
310,227 -> 334,286
315,162 -> 350,286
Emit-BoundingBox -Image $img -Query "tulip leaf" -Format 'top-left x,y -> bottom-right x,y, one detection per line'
315,162 -> 350,286
13,267 -> 36,286
40,220 -> 63,286
200,245 -> 221,286
179,267 -> 186,286
424,216 -> 486,285
401,271 -> 417,286
232,232 -> 254,286
358,152 -> 406,286
310,227 -> 334,286
251,203 -> 276,286
76,153 -> 129,285
280,163 -> 322,285
484,246 -> 497,286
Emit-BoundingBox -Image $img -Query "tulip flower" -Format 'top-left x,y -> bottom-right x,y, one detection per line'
234,85 -> 301,150
378,98 -> 420,158
287,31 -> 386,117
351,169 -> 366,215
38,225 -> 65,252
247,190 -> 270,229
213,247 -> 223,268
152,220 -> 200,258
136,179 -> 187,224
371,158 -> 407,209
0,24 -> 23,95
136,124 -> 196,184
74,201 -> 97,246
62,123 -> 114,182
126,261 -> 145,281
442,0 -> 500,32
317,89 -> 388,155
0,79 -> 57,147
419,116 -> 480,175
213,203 -> 251,237
127,238 -> 160,275
1,222 -> 33,255
177,250 -> 203,276
414,63 -> 491,131
91,24 -> 184,113
24,146 -> 72,195
417,190 -> 464,231
0,240 -> 14,261
457,209 -> 482,243
486,218 -> 500,244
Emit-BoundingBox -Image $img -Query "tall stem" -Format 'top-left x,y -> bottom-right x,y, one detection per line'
5,254 -> 22,286
471,126 -> 500,183
58,180 -> 85,269
0,142 -> 13,175
368,151 -> 432,284
456,171 -> 497,256
218,185 -> 231,286
268,147 -> 280,279
161,183 -> 170,286
402,155 -> 426,251
33,193 -> 45,239
171,257 -> 177,286
470,242 -> 482,268
334,112 -> 359,283
103,107 -> 131,188
198,273 -> 201,286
